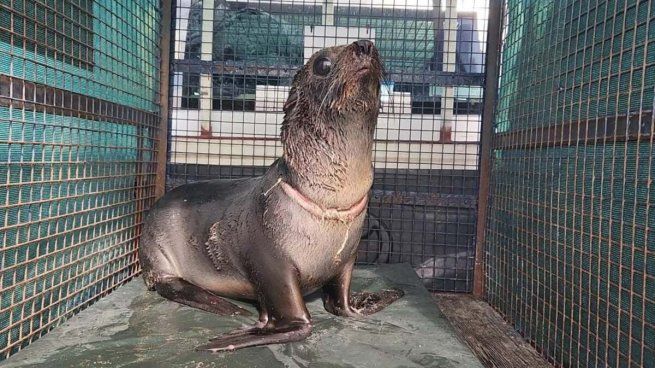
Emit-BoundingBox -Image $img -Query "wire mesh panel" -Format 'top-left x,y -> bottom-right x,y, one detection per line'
486,0 -> 654,367
0,0 -> 161,360
167,0 -> 489,292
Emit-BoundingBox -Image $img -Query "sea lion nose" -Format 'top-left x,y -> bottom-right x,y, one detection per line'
354,40 -> 373,56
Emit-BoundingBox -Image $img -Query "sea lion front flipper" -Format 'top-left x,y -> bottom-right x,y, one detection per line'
154,276 -> 252,316
195,323 -> 312,352
197,256 -> 313,352
322,258 -> 404,317
322,258 -> 361,317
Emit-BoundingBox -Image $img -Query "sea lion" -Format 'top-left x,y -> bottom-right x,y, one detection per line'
138,40 -> 404,352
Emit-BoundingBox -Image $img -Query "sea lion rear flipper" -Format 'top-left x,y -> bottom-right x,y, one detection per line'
154,276 -> 252,316
323,258 -> 404,317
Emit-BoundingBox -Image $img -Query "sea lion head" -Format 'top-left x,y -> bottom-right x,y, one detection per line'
280,41 -> 383,186
282,40 -> 383,121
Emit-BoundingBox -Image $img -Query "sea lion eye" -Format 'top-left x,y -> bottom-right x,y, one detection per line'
313,57 -> 332,76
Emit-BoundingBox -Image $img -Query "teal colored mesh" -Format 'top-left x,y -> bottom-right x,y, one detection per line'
486,0 -> 655,367
495,0 -> 655,133
0,2 -> 159,111
183,1 -> 445,75
335,15 -> 434,74
0,0 -> 160,360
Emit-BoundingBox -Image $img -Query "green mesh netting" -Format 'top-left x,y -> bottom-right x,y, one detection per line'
495,0 -> 655,133
184,2 -> 305,66
182,0 -> 455,75
486,0 -> 655,367
0,0 -> 160,360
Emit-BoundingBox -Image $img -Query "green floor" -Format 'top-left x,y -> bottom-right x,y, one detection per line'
4,264 -> 482,368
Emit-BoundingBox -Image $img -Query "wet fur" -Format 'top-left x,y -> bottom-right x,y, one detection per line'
281,44 -> 383,206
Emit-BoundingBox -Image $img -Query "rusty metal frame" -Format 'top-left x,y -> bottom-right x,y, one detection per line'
155,0 -> 173,200
0,75 -> 159,127
493,111 -> 653,149
473,0 -> 503,298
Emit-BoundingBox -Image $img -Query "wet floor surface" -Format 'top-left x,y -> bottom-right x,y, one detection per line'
4,264 -> 483,368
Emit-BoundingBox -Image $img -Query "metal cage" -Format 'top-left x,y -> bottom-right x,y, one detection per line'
0,0 -> 162,359
167,0 -> 490,293
1,0 -> 653,367
484,1 -> 655,367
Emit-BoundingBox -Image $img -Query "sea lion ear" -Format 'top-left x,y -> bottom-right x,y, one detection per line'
283,86 -> 298,114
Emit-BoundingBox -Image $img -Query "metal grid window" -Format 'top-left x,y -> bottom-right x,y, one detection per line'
485,0 -> 655,367
0,0 -> 161,360
167,0 -> 490,292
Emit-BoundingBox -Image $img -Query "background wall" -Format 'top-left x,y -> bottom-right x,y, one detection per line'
0,0 -> 162,359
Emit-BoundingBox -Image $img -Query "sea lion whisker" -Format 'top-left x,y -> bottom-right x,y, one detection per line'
318,78 -> 336,112
320,76 -> 340,112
